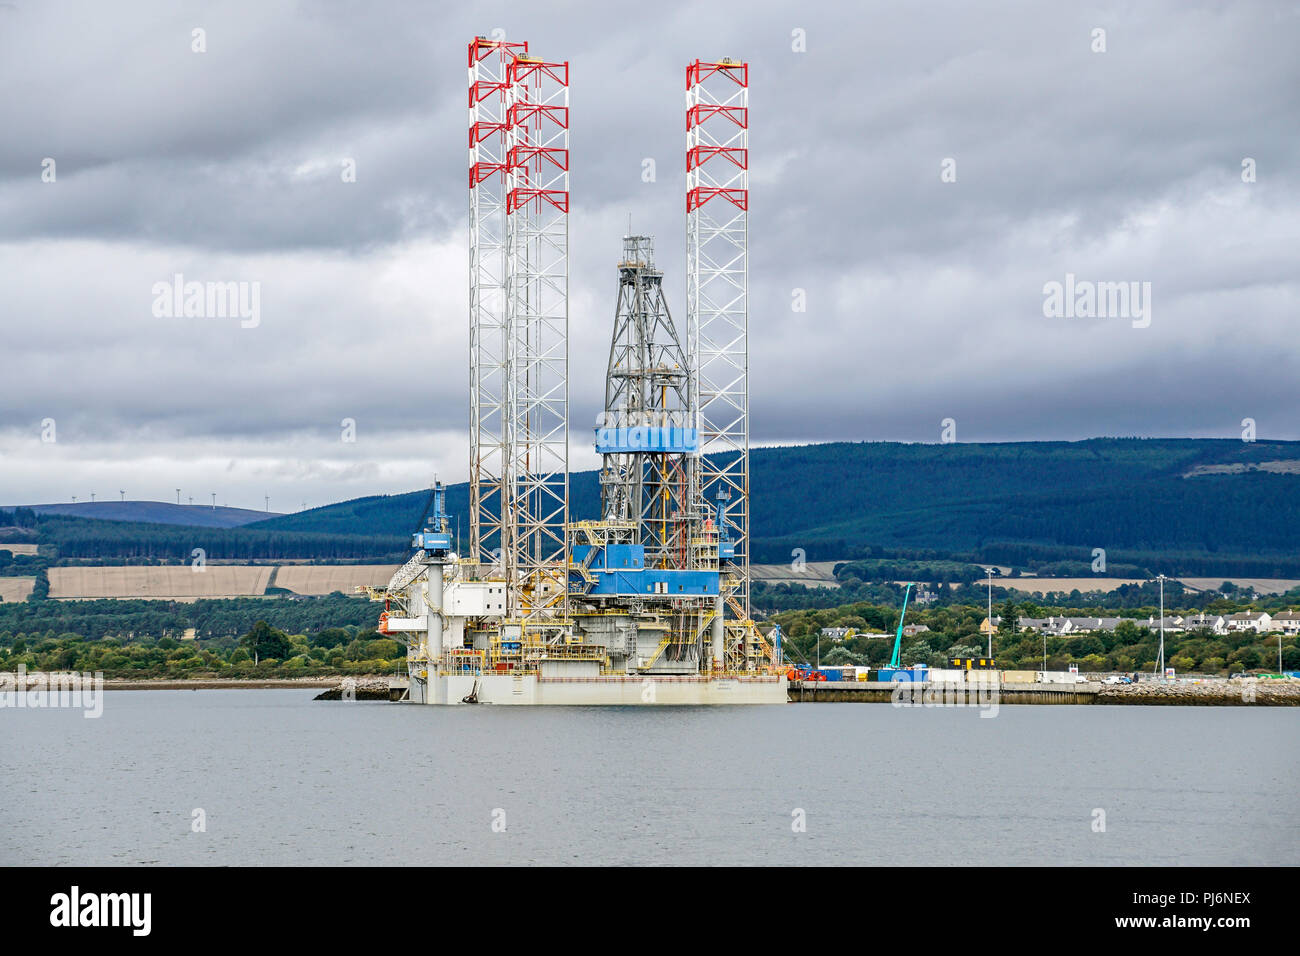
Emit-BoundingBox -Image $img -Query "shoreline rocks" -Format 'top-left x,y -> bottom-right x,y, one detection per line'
313,676 -> 401,700
1098,678 -> 1300,706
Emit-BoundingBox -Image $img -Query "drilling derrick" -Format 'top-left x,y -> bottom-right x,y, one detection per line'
599,235 -> 697,570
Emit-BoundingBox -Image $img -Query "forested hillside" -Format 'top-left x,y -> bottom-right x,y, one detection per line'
4,438 -> 1298,574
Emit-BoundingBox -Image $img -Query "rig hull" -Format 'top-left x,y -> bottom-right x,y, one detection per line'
411,674 -> 788,705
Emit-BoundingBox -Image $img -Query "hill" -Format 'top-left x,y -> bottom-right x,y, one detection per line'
6,438 -> 1300,576
245,437 -> 1300,574
15,501 -> 279,528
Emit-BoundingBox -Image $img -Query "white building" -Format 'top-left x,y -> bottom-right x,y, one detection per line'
1269,611 -> 1300,635
1224,611 -> 1273,633
1179,613 -> 1227,635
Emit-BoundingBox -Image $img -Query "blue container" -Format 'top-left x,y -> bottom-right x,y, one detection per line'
877,666 -> 928,682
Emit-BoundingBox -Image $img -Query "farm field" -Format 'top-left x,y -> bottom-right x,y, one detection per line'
0,578 -> 36,602
272,565 -> 397,595
49,566 -> 273,600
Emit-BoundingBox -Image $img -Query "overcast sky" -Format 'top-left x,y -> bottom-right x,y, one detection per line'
1,0 -> 1297,512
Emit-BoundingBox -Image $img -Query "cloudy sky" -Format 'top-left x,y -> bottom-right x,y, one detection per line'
1,0 -> 1296,512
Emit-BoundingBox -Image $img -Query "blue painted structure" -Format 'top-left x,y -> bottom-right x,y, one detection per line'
412,482 -> 453,554
594,426 -> 698,455
412,531 -> 452,551
570,541 -> 720,597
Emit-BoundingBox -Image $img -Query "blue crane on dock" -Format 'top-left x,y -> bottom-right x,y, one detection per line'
887,583 -> 914,670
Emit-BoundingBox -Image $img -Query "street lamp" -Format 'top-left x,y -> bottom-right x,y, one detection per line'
1155,574 -> 1167,678
986,567 -> 994,658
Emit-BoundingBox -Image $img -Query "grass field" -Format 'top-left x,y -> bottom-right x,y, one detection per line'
272,565 -> 397,595
49,566 -> 273,600
751,561 -> 844,588
38,564 -> 398,600
0,578 -> 36,602
1178,577 -> 1300,595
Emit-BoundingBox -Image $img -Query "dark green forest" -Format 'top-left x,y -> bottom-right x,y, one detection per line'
4,437 -> 1299,576
0,593 -> 380,641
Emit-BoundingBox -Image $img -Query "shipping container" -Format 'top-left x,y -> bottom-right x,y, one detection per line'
928,669 -> 964,682
877,665 -> 929,683
1000,670 -> 1038,684
1037,671 -> 1076,684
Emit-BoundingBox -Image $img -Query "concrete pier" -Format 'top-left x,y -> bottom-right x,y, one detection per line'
788,679 -> 1102,704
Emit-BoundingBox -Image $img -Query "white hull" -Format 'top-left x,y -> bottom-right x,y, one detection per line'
408,674 -> 788,705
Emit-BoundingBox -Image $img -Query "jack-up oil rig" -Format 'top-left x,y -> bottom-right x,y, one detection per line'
367,38 -> 785,704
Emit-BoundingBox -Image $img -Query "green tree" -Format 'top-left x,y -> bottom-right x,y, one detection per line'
312,627 -> 352,648
363,638 -> 402,660
238,620 -> 292,664
1113,620 -> 1141,643
998,598 -> 1017,635
1229,646 -> 1262,670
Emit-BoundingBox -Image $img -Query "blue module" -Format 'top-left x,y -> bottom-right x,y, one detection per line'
594,425 -> 699,455
571,542 -> 719,597
412,531 -> 452,551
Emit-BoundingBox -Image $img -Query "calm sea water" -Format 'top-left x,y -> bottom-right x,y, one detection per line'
3,690 -> 1297,866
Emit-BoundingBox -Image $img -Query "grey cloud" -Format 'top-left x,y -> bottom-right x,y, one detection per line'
1,0 -> 1297,509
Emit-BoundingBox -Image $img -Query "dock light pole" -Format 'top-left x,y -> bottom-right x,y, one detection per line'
1156,574 -> 1166,678
986,567 -> 994,658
